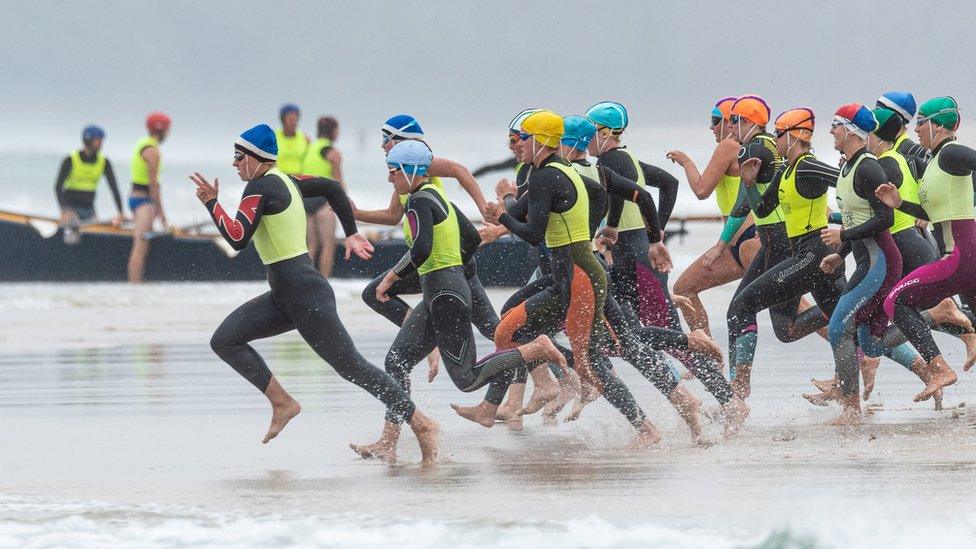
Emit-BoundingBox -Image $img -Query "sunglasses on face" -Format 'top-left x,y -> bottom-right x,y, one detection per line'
915,117 -> 930,127
829,121 -> 845,130
233,151 -> 245,161
710,116 -> 723,127
518,132 -> 532,141
728,114 -> 743,125
387,165 -> 402,174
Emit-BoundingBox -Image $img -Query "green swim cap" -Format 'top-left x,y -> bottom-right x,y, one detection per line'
918,96 -> 960,129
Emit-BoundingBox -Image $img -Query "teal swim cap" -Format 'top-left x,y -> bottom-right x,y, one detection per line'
918,96 -> 960,130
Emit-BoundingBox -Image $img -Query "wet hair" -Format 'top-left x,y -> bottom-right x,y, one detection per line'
318,116 -> 339,140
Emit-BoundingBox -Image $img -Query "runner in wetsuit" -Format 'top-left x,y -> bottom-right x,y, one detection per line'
557,115 -> 722,441
355,115 -> 494,375
667,97 -> 760,334
350,141 -> 565,461
585,101 -> 747,426
880,96 -> 976,402
54,125 -> 125,226
190,124 -> 438,463
723,108 -> 848,399
712,95 -> 800,398
455,110 -> 667,447
819,104 -> 921,425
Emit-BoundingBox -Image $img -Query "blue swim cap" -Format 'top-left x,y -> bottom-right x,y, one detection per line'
386,140 -> 432,176
561,115 -> 597,151
876,92 -> 916,123
82,125 -> 105,142
585,101 -> 628,131
382,114 -> 425,141
236,124 -> 278,161
279,103 -> 300,120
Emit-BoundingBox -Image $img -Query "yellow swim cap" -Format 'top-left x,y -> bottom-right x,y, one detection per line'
521,110 -> 563,148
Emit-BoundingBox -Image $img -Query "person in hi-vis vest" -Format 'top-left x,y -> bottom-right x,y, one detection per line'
304,116 -> 344,276
54,125 -> 125,226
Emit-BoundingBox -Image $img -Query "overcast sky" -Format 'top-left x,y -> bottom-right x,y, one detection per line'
3,0 -> 975,142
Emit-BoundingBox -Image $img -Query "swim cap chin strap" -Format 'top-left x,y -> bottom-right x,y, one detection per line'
245,158 -> 270,181
734,119 -> 755,143
593,128 -> 616,155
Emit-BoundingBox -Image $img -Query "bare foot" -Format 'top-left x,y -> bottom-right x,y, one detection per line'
667,386 -> 703,444
731,363 -> 752,400
349,421 -> 401,463
961,333 -> 976,372
803,382 -> 840,407
519,335 -> 569,373
628,420 -> 663,449
518,362 -> 561,417
912,359 -> 944,410
930,298 -> 973,331
495,382 -> 525,421
426,348 -> 441,383
859,356 -> 880,400
686,329 -> 723,362
262,377 -> 301,444
451,401 -> 497,428
811,376 -> 837,394
722,396 -> 750,437
564,382 -> 601,422
827,394 -> 863,426
914,356 -> 957,402
408,410 -> 439,466
543,369 -> 580,420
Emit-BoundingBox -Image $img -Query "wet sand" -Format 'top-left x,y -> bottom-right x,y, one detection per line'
2,226 -> 976,547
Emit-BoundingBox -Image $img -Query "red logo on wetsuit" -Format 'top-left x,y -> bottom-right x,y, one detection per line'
212,195 -> 260,242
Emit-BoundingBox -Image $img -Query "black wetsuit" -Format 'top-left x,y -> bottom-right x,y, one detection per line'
723,134 -> 792,375
726,155 -> 845,370
382,184 -> 526,421
206,171 -> 416,422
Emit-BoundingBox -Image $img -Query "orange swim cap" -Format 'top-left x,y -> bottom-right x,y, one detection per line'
730,94 -> 770,126
775,108 -> 815,141
714,96 -> 737,120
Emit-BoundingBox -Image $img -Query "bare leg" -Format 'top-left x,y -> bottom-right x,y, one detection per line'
127,203 -> 155,283
543,368 -> 580,422
962,333 -> 976,371
407,410 -> 439,466
495,382 -> 525,421
262,376 -> 302,444
667,385 -> 703,444
349,420 -> 400,463
673,248 -> 746,335
316,206 -> 337,277
516,336 -> 565,416
860,356 -> 881,400
731,362 -> 752,399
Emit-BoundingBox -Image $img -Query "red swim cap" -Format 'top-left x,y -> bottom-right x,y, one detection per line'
146,112 -> 172,132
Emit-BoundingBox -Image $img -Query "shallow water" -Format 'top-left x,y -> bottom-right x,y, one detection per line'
2,229 -> 976,547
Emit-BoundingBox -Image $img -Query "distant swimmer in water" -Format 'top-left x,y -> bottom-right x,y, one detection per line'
190,124 -> 438,463
127,112 -> 170,283
350,141 -> 564,461
54,125 -> 126,233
